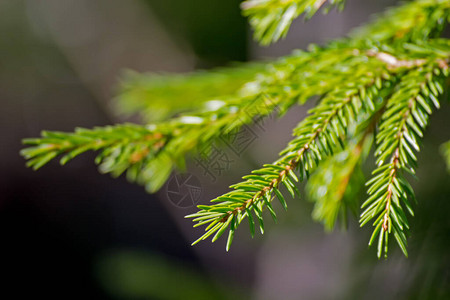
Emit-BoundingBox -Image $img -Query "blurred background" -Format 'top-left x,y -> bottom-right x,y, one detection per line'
1,0 -> 449,299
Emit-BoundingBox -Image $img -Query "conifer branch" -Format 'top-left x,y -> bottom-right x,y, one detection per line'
187,73 -> 389,249
241,0 -> 345,45
20,0 -> 450,258
306,103 -> 386,231
187,48 -> 449,251
22,94 -> 282,192
113,0 -> 450,125
349,0 -> 450,43
20,43 -> 403,191
360,64 -> 447,258
115,63 -> 266,122
21,124 -> 173,192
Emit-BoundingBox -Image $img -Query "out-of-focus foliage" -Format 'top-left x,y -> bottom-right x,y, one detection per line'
241,0 -> 346,45
144,0 -> 247,64
115,63 -> 265,122
441,140 -> 450,172
95,250 -> 241,300
22,0 -> 450,258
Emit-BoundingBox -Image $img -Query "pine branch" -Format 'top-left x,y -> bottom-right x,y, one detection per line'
20,41 -> 405,191
21,93 -> 283,192
186,47 -> 449,251
241,0 -> 346,45
113,0 -> 450,126
186,40 -> 450,250
115,63 -> 266,122
349,0 -> 450,44
114,0 -> 450,126
114,43 -> 375,126
306,104 -> 385,231
20,0 -> 450,258
186,72 -> 389,249
360,63 -> 448,258
20,124 -> 174,192
242,0 -> 450,46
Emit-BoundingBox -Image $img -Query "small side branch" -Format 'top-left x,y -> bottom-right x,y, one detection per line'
367,50 -> 427,69
367,50 -> 449,70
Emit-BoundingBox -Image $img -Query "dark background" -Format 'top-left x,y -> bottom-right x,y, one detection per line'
1,0 -> 449,299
